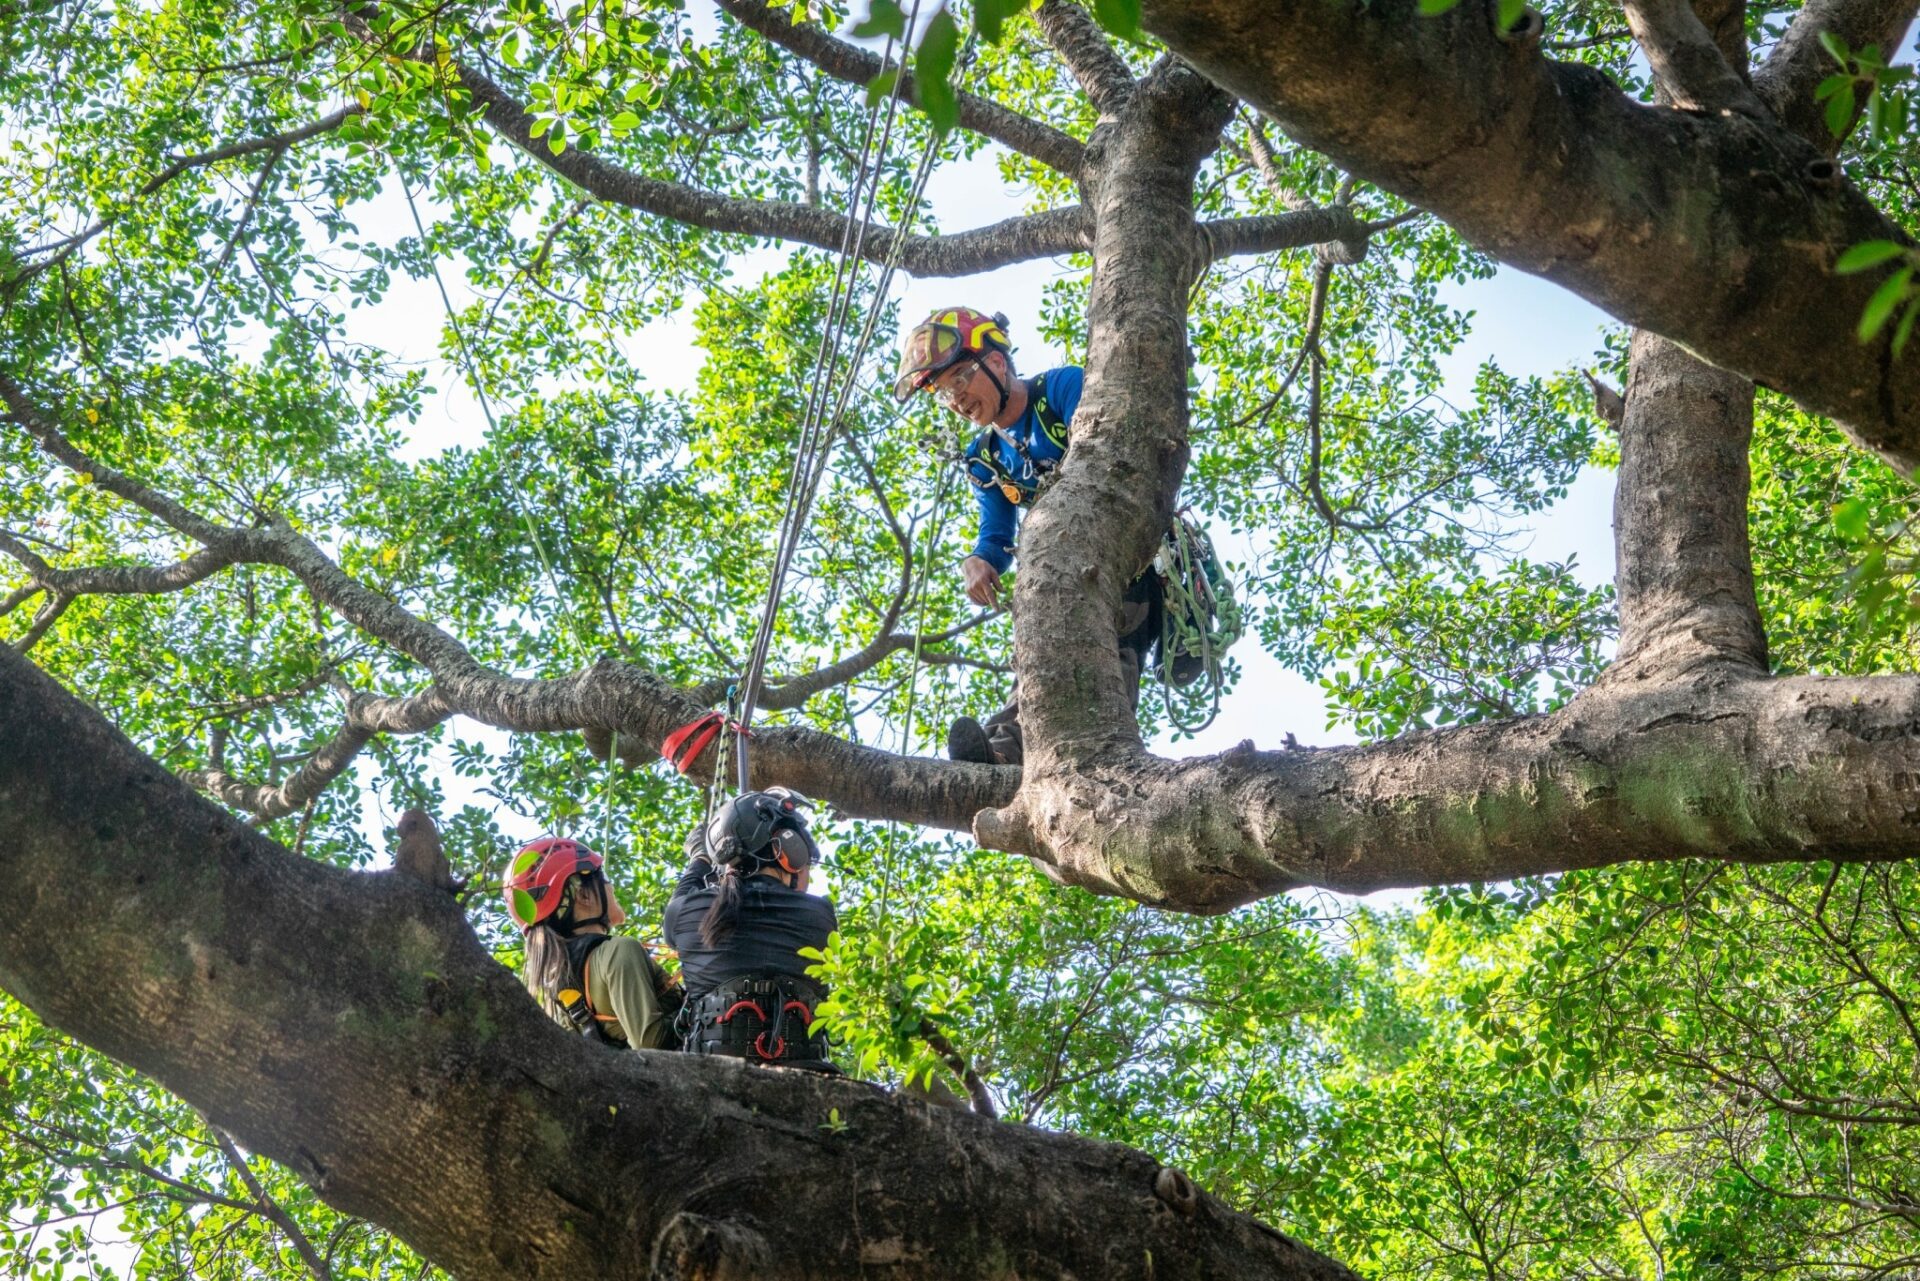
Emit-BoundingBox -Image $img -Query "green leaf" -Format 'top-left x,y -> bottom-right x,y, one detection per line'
1814,72 -> 1852,102
609,110 -> 641,131
1858,265 -> 1913,340
1091,0 -> 1141,36
511,888 -> 539,923
1834,498 -> 1871,541
850,0 -> 906,39
974,0 -> 1028,42
915,9 -> 960,134
1819,29 -> 1851,65
1893,299 -> 1920,356
1835,240 -> 1906,274
1417,0 -> 1463,12
1826,79 -> 1857,136
865,68 -> 902,108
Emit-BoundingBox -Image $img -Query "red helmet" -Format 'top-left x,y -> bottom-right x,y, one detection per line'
893,307 -> 1010,402
502,838 -> 627,932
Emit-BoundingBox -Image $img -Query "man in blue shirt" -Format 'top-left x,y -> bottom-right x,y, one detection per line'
893,307 -> 1163,765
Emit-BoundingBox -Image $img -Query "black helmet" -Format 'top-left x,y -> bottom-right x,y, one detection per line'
705,787 -> 819,869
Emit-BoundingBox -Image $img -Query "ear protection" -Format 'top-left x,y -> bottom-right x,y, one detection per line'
768,825 -> 819,876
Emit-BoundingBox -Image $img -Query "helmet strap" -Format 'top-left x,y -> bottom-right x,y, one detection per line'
975,357 -> 1011,419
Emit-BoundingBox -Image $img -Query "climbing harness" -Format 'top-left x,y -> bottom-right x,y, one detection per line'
679,973 -> 834,1070
549,932 -> 686,1051
1154,512 -> 1245,732
958,374 -> 1069,507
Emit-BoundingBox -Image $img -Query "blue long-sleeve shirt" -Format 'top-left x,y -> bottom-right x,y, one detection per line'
963,366 -> 1082,573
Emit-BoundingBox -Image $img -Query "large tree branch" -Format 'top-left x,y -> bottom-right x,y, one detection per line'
0,373 -> 1015,831
183,687 -> 453,822
710,0 -> 1087,177
0,528 -> 240,599
1136,0 -> 1920,470
0,645 -> 1361,1281
1033,0 -> 1136,117
1606,330 -> 1768,681
445,53 -> 1091,275
1623,0 -> 1766,116
1754,0 -> 1920,141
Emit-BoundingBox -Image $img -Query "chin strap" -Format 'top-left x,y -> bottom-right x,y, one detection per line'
975,358 -> 1011,419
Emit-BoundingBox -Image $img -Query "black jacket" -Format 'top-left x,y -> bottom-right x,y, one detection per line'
662,847 -> 838,1000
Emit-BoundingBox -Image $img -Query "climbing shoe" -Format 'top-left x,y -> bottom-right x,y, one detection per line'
947,716 -> 995,764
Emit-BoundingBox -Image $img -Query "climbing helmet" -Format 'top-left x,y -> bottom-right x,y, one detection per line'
892,307 -> 1010,402
502,837 -> 627,931
705,787 -> 820,870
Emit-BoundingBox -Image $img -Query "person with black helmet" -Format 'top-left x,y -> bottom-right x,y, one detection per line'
893,306 -> 1165,766
663,787 -> 839,1070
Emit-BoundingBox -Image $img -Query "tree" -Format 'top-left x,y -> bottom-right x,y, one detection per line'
1,0 -> 1918,1276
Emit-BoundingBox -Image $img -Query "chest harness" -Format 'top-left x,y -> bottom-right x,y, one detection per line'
679,971 -> 834,1072
552,934 -> 685,1050
553,934 -> 623,1046
962,376 -> 1070,508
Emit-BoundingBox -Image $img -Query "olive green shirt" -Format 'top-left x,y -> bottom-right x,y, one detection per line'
581,935 -> 669,1049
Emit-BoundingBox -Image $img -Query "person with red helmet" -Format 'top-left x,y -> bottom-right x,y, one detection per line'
503,837 -> 677,1049
894,307 -> 1165,766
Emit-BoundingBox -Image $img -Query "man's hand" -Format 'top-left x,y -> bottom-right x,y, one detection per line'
962,556 -> 1002,609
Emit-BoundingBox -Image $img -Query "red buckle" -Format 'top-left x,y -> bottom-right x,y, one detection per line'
753,1032 -> 786,1060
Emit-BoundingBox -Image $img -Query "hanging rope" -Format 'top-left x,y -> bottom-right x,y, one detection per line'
731,6 -> 950,791
398,172 -> 625,846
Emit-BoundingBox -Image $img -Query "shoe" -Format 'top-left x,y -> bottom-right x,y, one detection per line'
947,716 -> 995,764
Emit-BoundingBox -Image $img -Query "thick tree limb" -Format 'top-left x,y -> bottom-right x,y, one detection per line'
1753,0 -> 1920,141
1034,0 -> 1136,117
1624,0 -> 1766,116
0,645 -> 1360,1281
1607,330 -> 1768,679
1200,206 -> 1392,262
446,52 -> 1092,275
1136,0 -> 1920,470
0,528 -> 240,599
711,0 -> 1087,177
183,687 -> 453,822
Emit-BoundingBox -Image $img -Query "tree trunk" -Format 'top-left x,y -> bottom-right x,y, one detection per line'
0,645 -> 1358,1280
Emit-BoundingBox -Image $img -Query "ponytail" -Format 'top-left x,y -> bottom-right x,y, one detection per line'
699,865 -> 746,949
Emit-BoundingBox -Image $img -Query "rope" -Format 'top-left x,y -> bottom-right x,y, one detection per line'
397,172 -> 625,844
1157,516 -> 1226,733
732,9 -> 950,790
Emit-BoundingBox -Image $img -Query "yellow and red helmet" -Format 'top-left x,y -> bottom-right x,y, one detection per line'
892,307 -> 1010,402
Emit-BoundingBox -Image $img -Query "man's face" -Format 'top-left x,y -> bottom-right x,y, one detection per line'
931,356 -> 999,426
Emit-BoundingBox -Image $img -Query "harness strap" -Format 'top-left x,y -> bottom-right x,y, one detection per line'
661,711 -> 748,776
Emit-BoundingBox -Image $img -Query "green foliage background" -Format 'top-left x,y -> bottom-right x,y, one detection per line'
2,0 -> 1918,1276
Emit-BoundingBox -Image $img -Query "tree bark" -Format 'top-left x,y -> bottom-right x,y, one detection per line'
0,644 -> 1358,1281
1136,0 -> 1920,470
